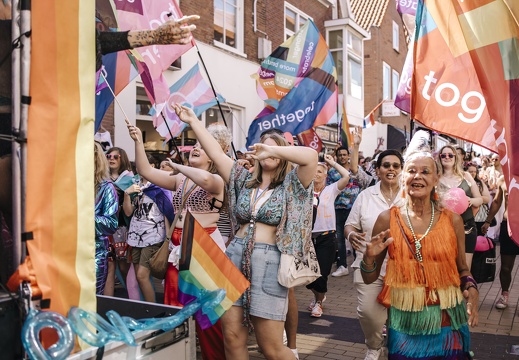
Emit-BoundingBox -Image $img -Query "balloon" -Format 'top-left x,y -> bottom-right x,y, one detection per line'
21,309 -> 75,360
443,187 -> 469,215
22,289 -> 227,358
475,236 -> 494,252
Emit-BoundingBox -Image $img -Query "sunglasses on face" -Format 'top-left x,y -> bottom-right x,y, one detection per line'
381,162 -> 401,170
106,154 -> 121,160
440,153 -> 455,159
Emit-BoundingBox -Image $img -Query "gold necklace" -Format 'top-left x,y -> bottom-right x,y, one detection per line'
405,201 -> 435,262
380,186 -> 396,203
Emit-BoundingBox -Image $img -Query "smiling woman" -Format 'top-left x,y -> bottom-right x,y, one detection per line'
360,131 -> 479,360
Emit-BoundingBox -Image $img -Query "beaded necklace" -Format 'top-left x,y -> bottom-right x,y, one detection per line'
405,201 -> 435,262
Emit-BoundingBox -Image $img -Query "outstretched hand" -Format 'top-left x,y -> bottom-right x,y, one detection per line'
173,103 -> 198,125
246,143 -> 276,161
154,15 -> 199,45
365,229 -> 392,258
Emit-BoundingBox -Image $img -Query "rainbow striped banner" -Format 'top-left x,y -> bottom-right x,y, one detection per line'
411,0 -> 519,240
26,0 -> 95,318
179,212 -> 249,329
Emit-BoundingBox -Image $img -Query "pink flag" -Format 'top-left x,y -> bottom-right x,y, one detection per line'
116,0 -> 194,106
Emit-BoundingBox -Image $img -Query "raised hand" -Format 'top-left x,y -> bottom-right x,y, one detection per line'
173,103 -> 198,125
154,15 -> 199,45
247,143 -> 275,161
166,158 -> 181,176
353,126 -> 362,146
324,154 -> 335,165
127,124 -> 143,143
365,229 -> 392,258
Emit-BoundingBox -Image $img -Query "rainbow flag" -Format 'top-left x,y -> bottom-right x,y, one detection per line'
411,0 -> 519,241
179,212 -> 249,329
247,20 -> 337,147
340,99 -> 353,148
26,0 -> 96,319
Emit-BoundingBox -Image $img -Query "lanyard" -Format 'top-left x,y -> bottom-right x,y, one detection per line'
249,187 -> 269,227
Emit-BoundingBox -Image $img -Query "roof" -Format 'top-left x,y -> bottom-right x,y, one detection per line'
350,0 -> 390,31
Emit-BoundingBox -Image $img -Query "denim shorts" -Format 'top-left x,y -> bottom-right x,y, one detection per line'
225,237 -> 289,321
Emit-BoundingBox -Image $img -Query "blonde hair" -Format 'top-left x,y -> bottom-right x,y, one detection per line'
437,144 -> 464,178
94,142 -> 109,193
246,132 -> 291,189
207,122 -> 232,153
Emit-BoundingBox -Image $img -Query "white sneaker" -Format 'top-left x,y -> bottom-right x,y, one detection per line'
290,348 -> 299,360
307,295 -> 326,311
283,329 -> 287,345
364,348 -> 382,360
310,301 -> 323,317
332,265 -> 349,277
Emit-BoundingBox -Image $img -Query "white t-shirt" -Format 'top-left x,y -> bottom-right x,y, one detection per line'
345,181 -> 404,275
127,192 -> 166,248
313,182 -> 341,234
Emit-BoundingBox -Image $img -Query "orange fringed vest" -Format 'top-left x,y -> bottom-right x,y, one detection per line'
378,207 -> 464,311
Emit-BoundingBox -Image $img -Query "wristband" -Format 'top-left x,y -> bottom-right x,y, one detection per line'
484,219 -> 492,225
360,260 -> 376,273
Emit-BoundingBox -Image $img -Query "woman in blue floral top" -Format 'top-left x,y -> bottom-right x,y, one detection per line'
174,104 -> 317,360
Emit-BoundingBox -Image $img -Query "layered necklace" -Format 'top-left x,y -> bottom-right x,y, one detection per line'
405,201 -> 435,262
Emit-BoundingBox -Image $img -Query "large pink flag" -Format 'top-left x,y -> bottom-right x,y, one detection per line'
115,0 -> 194,106
411,0 -> 519,241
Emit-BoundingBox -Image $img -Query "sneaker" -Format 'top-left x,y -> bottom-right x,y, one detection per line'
332,265 -> 350,277
307,295 -> 326,311
364,348 -> 382,360
290,348 -> 299,360
310,301 -> 323,317
283,329 -> 287,345
496,292 -> 509,309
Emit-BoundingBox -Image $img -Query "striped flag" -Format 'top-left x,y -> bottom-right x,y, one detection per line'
152,63 -> 225,140
363,99 -> 386,129
340,100 -> 353,148
247,20 -> 338,147
179,212 -> 249,329
25,0 -> 96,319
410,0 -> 519,240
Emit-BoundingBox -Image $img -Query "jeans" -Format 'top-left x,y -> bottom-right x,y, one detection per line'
335,208 -> 351,267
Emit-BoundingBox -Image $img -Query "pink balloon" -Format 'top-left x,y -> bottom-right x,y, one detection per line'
475,236 -> 494,252
443,187 -> 469,215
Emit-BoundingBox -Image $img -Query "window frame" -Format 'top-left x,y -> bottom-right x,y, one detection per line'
392,21 -> 399,52
391,69 -> 400,100
383,62 -> 391,100
213,0 -> 245,55
284,2 -> 312,41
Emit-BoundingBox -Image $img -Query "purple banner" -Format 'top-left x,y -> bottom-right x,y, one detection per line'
396,0 -> 418,16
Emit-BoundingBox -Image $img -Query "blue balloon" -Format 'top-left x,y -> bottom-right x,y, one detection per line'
22,309 -> 75,360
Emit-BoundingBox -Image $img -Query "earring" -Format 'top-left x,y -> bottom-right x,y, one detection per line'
402,189 -> 406,197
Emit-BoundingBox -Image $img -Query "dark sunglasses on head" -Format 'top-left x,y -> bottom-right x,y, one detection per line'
381,162 -> 401,169
106,154 -> 121,160
440,153 -> 455,159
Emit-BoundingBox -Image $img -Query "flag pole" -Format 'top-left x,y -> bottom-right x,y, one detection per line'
194,43 -> 238,159
160,112 -> 183,164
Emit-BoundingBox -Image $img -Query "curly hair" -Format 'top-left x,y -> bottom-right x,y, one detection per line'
207,122 -> 232,153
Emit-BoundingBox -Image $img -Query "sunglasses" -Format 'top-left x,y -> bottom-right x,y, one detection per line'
381,162 -> 401,169
106,154 -> 121,160
440,153 -> 455,159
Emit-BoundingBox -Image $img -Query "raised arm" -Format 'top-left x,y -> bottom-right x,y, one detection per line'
127,124 -> 179,191
127,15 -> 199,47
324,154 -> 350,190
248,143 -> 318,188
174,104 -> 235,183
349,127 -> 362,175
167,160 -> 225,197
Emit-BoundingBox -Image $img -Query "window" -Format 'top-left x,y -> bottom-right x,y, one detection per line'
328,30 -> 343,94
284,3 -> 310,40
392,21 -> 399,52
347,31 -> 362,56
349,58 -> 362,99
392,70 -> 400,100
214,0 -> 243,52
383,62 -> 391,100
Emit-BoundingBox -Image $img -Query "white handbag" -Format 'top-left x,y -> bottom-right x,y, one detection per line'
277,251 -> 321,288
